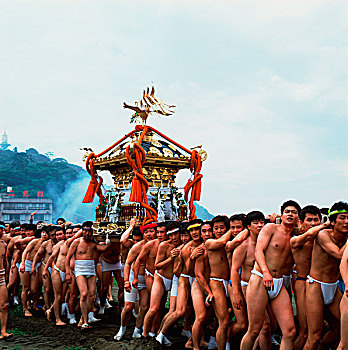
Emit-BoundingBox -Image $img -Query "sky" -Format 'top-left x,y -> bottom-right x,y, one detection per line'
0,0 -> 347,215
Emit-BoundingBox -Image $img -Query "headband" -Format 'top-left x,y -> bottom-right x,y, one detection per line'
328,209 -> 348,217
167,228 -> 179,235
14,227 -> 20,230
0,225 -> 5,229
187,223 -> 201,231
140,223 -> 157,234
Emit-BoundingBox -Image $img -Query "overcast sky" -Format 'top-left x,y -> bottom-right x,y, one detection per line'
0,0 -> 347,215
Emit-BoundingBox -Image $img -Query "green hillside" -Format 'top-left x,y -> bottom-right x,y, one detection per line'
0,148 -> 87,210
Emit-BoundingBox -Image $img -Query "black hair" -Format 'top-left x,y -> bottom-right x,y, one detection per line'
48,226 -> 57,234
20,223 -> 27,229
246,211 -> 265,226
300,205 -> 322,222
56,217 -> 66,224
229,214 -> 247,228
82,221 -> 93,229
201,220 -> 213,229
26,224 -> 37,232
187,218 -> 203,230
34,229 -> 42,238
36,221 -> 44,226
280,200 -> 301,214
166,222 -> 181,234
211,215 -> 230,230
132,227 -> 142,238
55,226 -> 66,235
179,222 -> 188,233
9,221 -> 20,229
157,222 -> 167,230
0,221 -> 5,227
329,201 -> 348,223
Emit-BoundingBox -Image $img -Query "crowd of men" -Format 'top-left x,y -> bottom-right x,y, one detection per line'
0,199 -> 347,350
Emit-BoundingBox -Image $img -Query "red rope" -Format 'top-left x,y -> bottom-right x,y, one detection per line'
125,126 -> 157,225
184,150 -> 203,220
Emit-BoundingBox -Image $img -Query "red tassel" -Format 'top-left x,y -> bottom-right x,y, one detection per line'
82,178 -> 98,203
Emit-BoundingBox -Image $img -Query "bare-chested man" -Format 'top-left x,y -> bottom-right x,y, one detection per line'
65,224 -> 82,321
162,224 -> 192,337
304,201 -> 348,350
31,225 -> 57,315
156,220 -> 201,346
241,200 -> 301,350
189,221 -> 213,350
143,222 -> 181,341
114,222 -> 155,341
6,223 -> 26,305
132,222 -> 167,337
290,205 -> 327,349
339,243 -> 348,349
204,215 -> 233,350
230,211 -> 266,349
43,226 -> 82,325
66,221 -> 110,329
99,218 -> 131,314
19,226 -> 48,316
0,222 -> 12,339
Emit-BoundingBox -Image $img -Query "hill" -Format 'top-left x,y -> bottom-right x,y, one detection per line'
0,148 -> 92,220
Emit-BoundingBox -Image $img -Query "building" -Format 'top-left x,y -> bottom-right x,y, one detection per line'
0,195 -> 53,223
0,131 -> 11,150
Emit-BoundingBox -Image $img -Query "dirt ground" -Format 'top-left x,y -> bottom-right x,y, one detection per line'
3,303 -> 191,350
2,283 -> 193,350
1,284 -> 281,350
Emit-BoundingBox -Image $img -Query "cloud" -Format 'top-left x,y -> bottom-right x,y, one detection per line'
0,0 -> 346,215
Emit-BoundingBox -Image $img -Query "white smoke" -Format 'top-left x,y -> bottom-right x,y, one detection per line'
46,174 -> 98,224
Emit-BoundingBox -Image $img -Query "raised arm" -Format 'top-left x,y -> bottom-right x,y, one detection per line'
155,243 -> 176,270
254,223 -> 274,289
231,243 -> 247,309
291,221 -> 330,248
15,236 -> 35,252
66,229 -> 83,246
120,219 -> 136,247
228,228 -> 249,251
340,245 -> 348,297
205,229 -> 232,251
317,229 -> 346,260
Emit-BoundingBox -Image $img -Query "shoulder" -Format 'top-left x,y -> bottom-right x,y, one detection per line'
131,241 -> 144,252
262,223 -> 276,232
317,229 -> 332,242
159,241 -> 170,249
